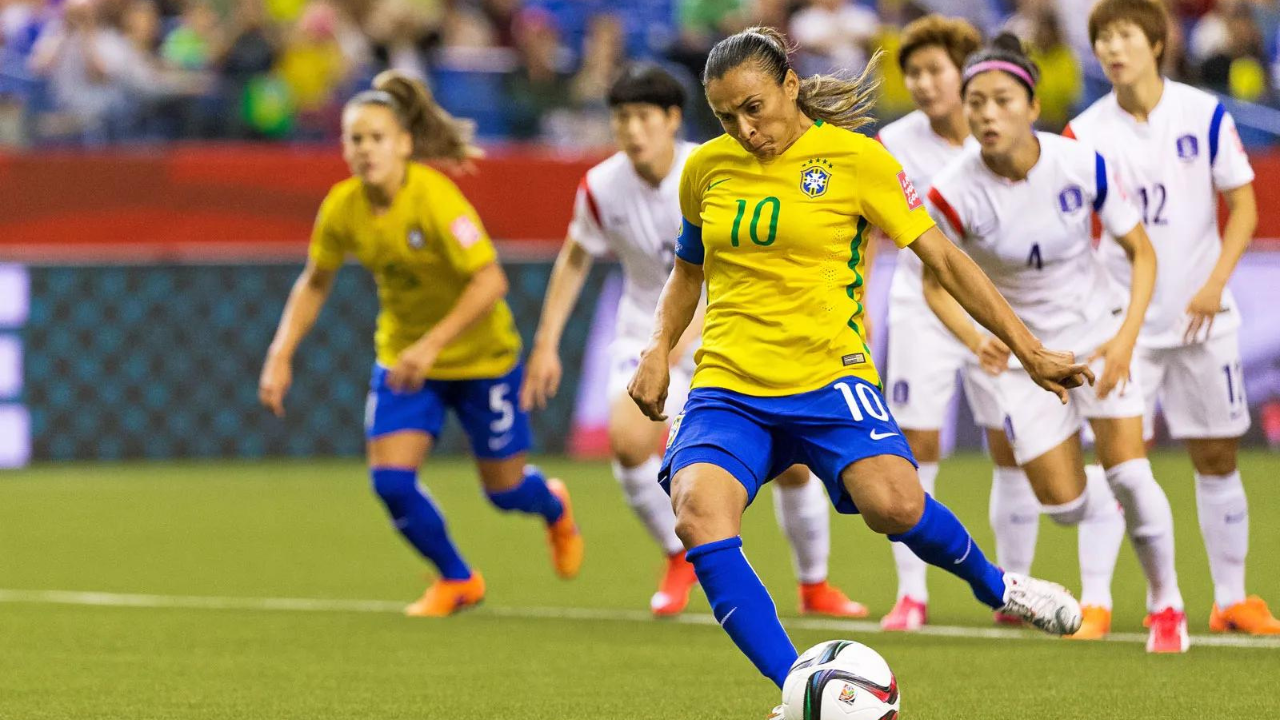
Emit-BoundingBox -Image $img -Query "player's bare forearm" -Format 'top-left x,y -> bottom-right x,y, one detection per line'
922,267 -> 983,353
1210,184 -> 1257,290
911,228 -> 1040,360
671,297 -> 706,364
1112,223 -> 1157,342
532,238 -> 594,352
422,262 -> 508,351
647,259 -> 703,360
268,262 -> 336,360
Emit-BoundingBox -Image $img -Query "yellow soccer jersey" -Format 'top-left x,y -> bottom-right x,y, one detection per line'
309,163 -> 520,380
676,120 -> 935,396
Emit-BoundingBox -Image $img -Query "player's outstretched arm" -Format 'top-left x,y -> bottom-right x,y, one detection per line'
910,227 -> 1093,403
922,268 -> 1009,376
1091,222 -> 1156,398
260,261 -> 338,417
388,261 -> 509,393
521,238 -> 595,411
1187,183 -> 1256,342
630,258 -> 703,421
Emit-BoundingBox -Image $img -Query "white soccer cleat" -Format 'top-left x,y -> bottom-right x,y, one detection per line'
997,572 -> 1083,636
766,704 -> 785,720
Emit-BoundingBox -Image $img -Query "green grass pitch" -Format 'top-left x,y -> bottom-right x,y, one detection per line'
2,451 -> 1278,719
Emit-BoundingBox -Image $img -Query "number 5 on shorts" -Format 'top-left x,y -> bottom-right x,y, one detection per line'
490,384 -> 514,433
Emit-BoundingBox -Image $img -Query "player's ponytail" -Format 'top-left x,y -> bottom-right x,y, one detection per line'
962,32 -> 1040,98
348,70 -> 482,163
702,26 -> 880,133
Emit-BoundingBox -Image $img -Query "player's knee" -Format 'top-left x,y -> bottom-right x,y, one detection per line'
671,489 -> 733,548
608,424 -> 660,468
1043,493 -> 1088,526
861,483 -> 924,535
1190,445 -> 1237,476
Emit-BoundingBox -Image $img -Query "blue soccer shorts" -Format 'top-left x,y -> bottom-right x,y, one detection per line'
365,362 -> 532,460
659,376 -> 917,514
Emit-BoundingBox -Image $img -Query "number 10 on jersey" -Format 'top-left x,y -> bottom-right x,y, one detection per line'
730,197 -> 780,247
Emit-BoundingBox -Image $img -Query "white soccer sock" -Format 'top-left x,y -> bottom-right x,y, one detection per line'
1077,464 -> 1125,609
613,457 -> 683,556
772,473 -> 831,585
1195,470 -> 1249,608
888,462 -> 936,601
989,465 -> 1040,577
1106,458 -> 1184,612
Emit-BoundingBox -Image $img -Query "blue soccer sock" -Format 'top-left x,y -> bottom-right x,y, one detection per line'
485,465 -> 564,524
371,468 -> 472,581
889,494 -> 1007,609
687,537 -> 797,689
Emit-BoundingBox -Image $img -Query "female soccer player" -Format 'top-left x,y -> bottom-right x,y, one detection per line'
258,71 -> 583,617
923,33 -> 1188,652
522,63 -> 866,619
628,27 -> 1087,697
878,14 -> 1044,631
1065,0 -> 1278,636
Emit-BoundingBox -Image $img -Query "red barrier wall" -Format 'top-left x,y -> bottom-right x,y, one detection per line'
0,144 -> 607,261
2,143 -> 1277,261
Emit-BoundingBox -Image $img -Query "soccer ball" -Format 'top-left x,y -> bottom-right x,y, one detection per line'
779,640 -> 900,720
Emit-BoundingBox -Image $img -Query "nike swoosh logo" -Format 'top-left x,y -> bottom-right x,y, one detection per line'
869,430 -> 899,440
954,538 -> 972,565
706,178 -> 730,192
718,607 -> 737,626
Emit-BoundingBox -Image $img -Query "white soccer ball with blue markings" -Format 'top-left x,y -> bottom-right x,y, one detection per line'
780,640 -> 900,720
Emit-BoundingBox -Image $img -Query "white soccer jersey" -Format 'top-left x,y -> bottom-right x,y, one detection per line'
878,111 -> 976,303
927,133 -> 1142,355
568,142 -> 698,341
1067,81 -> 1254,348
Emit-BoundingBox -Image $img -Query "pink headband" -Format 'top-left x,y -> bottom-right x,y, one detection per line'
963,60 -> 1035,90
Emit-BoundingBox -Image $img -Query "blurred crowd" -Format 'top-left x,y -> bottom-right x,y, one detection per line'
2,0 -> 1280,147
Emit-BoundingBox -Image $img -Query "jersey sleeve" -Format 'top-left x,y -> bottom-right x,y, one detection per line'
433,178 -> 498,275
1092,152 -> 1143,237
925,185 -> 965,244
568,174 -> 610,256
1210,106 -> 1255,191
307,190 -> 348,270
856,140 -> 936,249
675,155 -> 705,265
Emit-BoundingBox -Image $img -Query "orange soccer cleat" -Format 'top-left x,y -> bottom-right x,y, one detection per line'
1065,605 -> 1112,640
879,596 -> 927,632
799,580 -> 869,618
404,571 -> 486,617
545,479 -> 584,579
651,551 -> 699,617
1146,607 -> 1190,653
1209,595 -> 1280,635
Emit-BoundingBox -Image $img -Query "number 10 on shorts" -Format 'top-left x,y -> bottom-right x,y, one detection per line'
834,381 -> 890,422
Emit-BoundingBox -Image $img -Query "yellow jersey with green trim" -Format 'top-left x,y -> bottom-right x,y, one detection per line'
675,120 -> 934,396
309,162 -> 520,380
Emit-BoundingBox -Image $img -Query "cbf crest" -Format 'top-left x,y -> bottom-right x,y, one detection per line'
406,225 -> 426,250
801,158 -> 834,198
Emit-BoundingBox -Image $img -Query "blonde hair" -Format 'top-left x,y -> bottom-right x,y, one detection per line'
702,26 -> 882,133
348,70 -> 482,162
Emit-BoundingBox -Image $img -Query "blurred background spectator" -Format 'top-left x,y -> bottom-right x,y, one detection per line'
5,0 -> 1280,148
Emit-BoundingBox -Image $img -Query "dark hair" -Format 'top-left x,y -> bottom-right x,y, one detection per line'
1088,0 -> 1169,66
962,32 -> 1040,98
607,63 -> 686,110
898,15 -> 983,73
346,70 -> 480,163
702,26 -> 881,133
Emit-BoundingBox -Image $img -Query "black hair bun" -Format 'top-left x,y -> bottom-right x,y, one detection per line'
991,32 -> 1026,57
